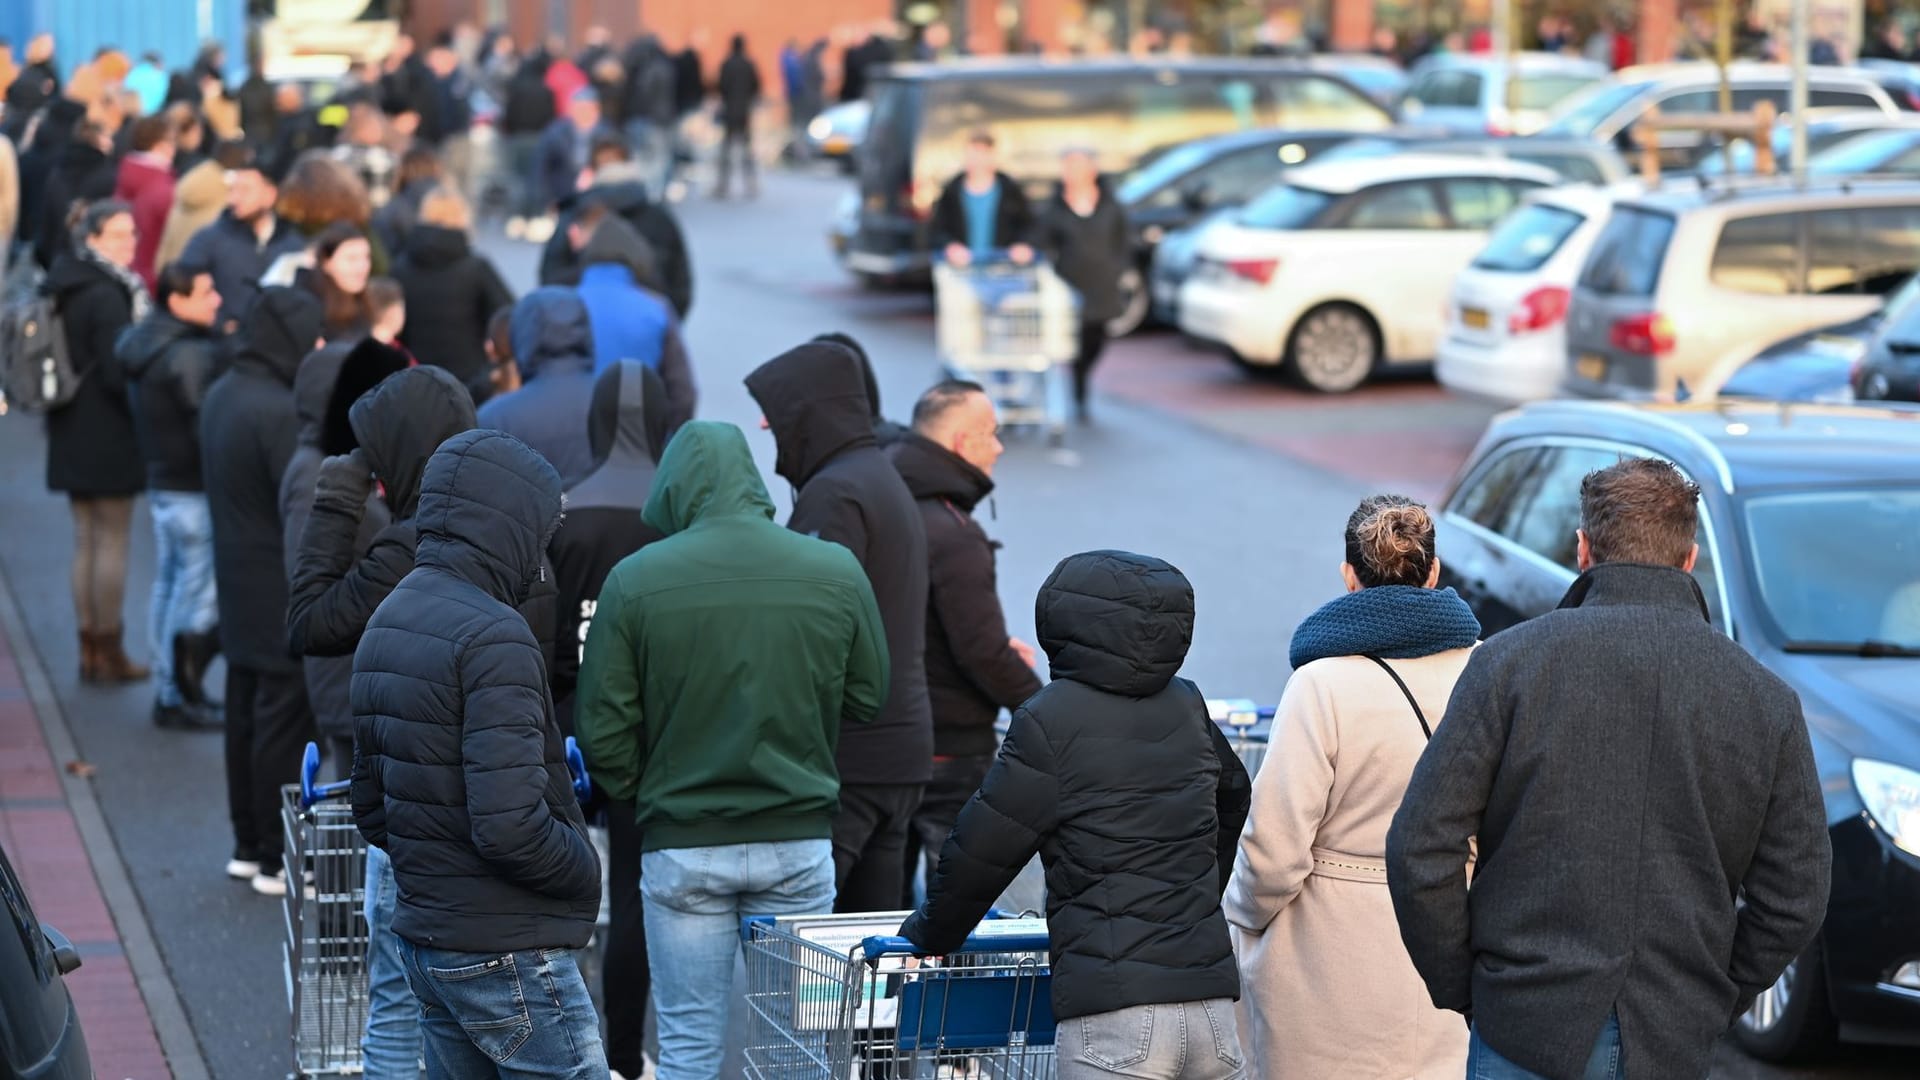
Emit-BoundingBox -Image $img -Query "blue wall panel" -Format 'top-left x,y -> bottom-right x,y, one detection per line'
5,0 -> 249,83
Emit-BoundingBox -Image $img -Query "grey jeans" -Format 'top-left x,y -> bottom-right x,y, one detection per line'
1057,999 -> 1245,1080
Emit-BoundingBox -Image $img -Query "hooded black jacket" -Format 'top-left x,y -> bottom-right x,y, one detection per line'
745,342 -> 932,785
538,174 -> 693,319
350,429 -> 600,953
888,434 -> 1041,757
392,224 -> 515,386
44,254 -> 145,496
549,361 -> 669,728
201,287 -> 326,673
119,310 -> 222,492
35,140 -> 117,270
901,550 -> 1251,1020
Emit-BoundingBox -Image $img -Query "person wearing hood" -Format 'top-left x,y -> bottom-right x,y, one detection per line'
537,133 -> 693,319
564,203 -> 695,429
1037,147 -> 1131,421
349,429 -> 607,1076
34,118 -> 118,270
1223,496 -> 1480,1080
201,285 -> 325,896
118,261 -> 225,728
477,287 -> 600,487
888,381 -> 1042,906
900,550 -> 1253,1074
744,340 -> 933,913
155,138 -> 242,274
178,147 -> 305,337
817,331 -> 907,446
574,420 -> 887,1079
391,186 -> 513,389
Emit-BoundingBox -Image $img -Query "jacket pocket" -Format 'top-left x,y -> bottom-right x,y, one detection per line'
423,952 -> 534,1063
1078,1004 -> 1155,1071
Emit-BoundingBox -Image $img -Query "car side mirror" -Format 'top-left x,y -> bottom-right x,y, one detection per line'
42,923 -> 81,976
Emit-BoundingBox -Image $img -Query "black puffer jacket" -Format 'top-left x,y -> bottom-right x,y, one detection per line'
888,433 -> 1041,757
350,428 -> 599,953
392,224 -> 515,387
901,550 -> 1252,1020
118,311 -> 221,492
201,287 -> 325,673
538,173 -> 693,318
745,341 -> 932,785
44,254 -> 145,496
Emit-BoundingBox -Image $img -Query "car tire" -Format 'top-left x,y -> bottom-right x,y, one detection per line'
1106,268 -> 1151,338
1732,940 -> 1837,1063
1284,303 -> 1379,394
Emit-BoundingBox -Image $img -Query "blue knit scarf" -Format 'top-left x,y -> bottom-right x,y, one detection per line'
1288,586 -> 1482,670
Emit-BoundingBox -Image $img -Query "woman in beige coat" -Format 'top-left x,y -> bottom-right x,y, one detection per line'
1224,495 -> 1481,1080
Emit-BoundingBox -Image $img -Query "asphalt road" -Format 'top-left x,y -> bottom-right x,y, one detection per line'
0,166 -> 1910,1078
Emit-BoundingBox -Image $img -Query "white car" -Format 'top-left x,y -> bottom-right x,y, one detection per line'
1177,155 -> 1558,392
1437,184 -> 1636,404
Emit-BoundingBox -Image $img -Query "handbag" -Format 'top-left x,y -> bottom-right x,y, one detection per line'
1364,655 -> 1431,740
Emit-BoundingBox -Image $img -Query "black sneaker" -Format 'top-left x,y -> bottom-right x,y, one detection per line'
153,699 -> 223,731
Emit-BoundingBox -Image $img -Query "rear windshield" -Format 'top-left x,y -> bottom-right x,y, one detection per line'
1473,204 -> 1588,272
1238,184 -> 1337,230
1578,206 -> 1676,297
1513,73 -> 1602,111
1541,79 -> 1652,137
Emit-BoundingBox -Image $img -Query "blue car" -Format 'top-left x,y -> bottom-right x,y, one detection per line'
0,838 -> 90,1079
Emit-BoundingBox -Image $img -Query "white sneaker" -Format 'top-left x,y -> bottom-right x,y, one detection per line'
525,216 -> 556,243
506,215 -> 527,240
251,868 -> 288,896
226,858 -> 260,881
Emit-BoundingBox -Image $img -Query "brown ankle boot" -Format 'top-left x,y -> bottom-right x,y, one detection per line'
92,628 -> 150,683
78,630 -> 102,683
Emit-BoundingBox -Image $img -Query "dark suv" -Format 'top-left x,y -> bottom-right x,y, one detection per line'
0,839 -> 90,1079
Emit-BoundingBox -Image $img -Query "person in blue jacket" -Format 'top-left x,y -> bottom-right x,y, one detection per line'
566,201 -> 694,431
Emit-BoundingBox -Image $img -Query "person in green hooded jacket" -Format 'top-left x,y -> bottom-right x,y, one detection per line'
573,419 -> 887,1080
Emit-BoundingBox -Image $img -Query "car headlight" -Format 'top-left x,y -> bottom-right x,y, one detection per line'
807,117 -> 833,141
1853,759 -> 1920,857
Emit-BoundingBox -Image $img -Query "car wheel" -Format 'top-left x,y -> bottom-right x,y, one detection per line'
1106,268 -> 1151,338
1732,942 -> 1837,1063
1285,303 -> 1379,394
1860,369 -> 1892,400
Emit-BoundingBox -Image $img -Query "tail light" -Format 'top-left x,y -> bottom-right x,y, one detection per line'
1508,286 -> 1571,334
1224,258 -> 1279,284
1907,90 -> 1920,111
1609,312 -> 1677,356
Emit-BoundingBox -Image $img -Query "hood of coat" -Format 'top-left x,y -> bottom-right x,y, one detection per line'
349,364 -> 479,519
509,286 -> 595,381
586,176 -> 652,214
116,311 -> 201,380
414,428 -> 564,606
888,432 -> 993,512
235,286 -> 325,386
743,341 -> 876,486
293,336 -> 411,453
642,420 -> 776,535
402,223 -> 471,268
578,213 -> 659,291
174,159 -> 228,212
45,252 -> 119,299
570,360 -> 669,512
1037,549 -> 1194,697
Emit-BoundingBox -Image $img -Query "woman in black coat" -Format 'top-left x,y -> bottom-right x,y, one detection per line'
1037,149 -> 1131,422
45,199 -> 153,683
391,187 -> 515,388
34,119 -> 119,270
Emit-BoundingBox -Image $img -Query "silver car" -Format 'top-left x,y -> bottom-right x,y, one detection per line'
1401,52 -> 1607,136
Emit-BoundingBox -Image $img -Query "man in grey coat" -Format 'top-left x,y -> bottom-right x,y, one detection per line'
1386,457 -> 1830,1080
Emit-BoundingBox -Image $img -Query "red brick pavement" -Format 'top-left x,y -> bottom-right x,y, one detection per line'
0,625 -> 171,1080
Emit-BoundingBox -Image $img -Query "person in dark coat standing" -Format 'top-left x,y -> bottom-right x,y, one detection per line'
1038,148 -> 1131,421
817,331 -> 909,446
889,381 -> 1042,906
391,187 -> 513,389
200,285 -> 325,896
4,34 -> 60,136
477,287 -> 600,487
46,200 -> 152,685
537,88 -> 610,217
537,134 -> 694,319
349,429 -> 606,1074
35,119 -> 119,271
714,35 -> 761,199
117,261 -> 225,728
500,51 -> 556,237
929,130 -> 1034,267
1387,459 -> 1831,1080
745,340 -> 933,913
178,148 -> 304,337
901,550 -> 1252,1073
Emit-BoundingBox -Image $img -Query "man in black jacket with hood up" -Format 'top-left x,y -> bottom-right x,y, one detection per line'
200,285 -> 324,895
746,339 -> 933,912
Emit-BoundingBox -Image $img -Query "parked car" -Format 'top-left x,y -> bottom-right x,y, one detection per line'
1401,51 -> 1608,136
1563,178 -> 1920,400
1692,110 -> 1920,176
1717,316 -> 1875,403
841,57 -> 1393,283
1318,129 -> 1634,184
1305,52 -> 1410,110
1433,399 -> 1920,1063
1541,63 -> 1897,169
1438,184 -> 1631,404
1851,271 -> 1920,401
1858,58 -> 1920,111
0,838 -> 91,1080
801,99 -> 870,171
1178,154 -> 1556,391
1802,126 -> 1920,177
1148,205 -> 1238,327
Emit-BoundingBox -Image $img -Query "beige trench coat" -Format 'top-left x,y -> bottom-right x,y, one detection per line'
1223,648 -> 1475,1080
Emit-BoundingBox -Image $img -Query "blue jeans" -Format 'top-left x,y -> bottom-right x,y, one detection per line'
1468,1012 -> 1623,1080
642,838 -> 835,1080
147,491 -> 216,706
362,845 -> 420,1078
1056,999 -> 1245,1079
397,939 -> 607,1079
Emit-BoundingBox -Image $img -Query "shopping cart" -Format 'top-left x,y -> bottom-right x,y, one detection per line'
933,261 -> 1080,433
1207,698 -> 1277,777
743,909 -> 1056,1079
279,736 -> 595,1077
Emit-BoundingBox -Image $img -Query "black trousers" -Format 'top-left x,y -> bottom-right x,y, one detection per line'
1074,320 -> 1109,411
603,799 -> 651,1076
901,754 -> 994,908
224,665 -> 315,871
832,782 -> 925,913
715,126 -> 756,196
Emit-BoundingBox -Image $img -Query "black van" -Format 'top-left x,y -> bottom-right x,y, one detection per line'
842,57 -> 1394,283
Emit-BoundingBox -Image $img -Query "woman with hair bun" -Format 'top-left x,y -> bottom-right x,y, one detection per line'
1224,494 -> 1481,1080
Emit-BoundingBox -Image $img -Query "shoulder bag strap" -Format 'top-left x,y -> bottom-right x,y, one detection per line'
1364,654 -> 1432,741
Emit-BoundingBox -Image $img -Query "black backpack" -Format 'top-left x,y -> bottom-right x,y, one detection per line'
0,265 -> 80,414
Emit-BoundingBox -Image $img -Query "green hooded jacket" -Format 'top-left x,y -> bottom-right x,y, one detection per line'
573,421 -> 890,852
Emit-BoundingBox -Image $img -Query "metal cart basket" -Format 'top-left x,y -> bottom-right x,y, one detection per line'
1208,698 -> 1276,778
281,743 -> 369,1078
933,262 -> 1080,431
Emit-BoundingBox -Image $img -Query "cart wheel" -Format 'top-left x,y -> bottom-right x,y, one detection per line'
1285,303 -> 1378,394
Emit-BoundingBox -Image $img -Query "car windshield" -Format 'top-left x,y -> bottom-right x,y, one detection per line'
1745,487 -> 1920,652
1472,203 -> 1588,271
1237,184 -> 1337,229
1541,79 -> 1652,136
1118,141 -> 1220,204
1807,128 -> 1920,174
1513,73 -> 1602,111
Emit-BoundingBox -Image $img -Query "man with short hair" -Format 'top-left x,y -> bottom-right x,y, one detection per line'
1387,457 -> 1831,1080
178,146 -> 304,336
929,130 -> 1034,268
114,113 -> 176,289
888,380 -> 1041,903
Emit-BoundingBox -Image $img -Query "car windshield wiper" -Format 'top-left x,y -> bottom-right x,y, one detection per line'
1781,640 -> 1920,658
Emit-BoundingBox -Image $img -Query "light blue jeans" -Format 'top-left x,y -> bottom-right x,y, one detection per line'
1468,1012 -> 1623,1080
1056,999 -> 1245,1079
147,491 -> 216,706
642,838 -> 836,1080
362,844 -> 421,1078
397,938 -> 607,1079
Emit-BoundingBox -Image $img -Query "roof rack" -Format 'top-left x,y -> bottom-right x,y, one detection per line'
1633,100 -> 1779,185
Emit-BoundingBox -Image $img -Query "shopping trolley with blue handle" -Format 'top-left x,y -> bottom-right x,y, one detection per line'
1207,698 -> 1277,777
933,259 -> 1080,434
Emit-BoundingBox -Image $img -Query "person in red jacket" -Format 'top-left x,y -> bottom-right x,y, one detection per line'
114,114 -> 177,290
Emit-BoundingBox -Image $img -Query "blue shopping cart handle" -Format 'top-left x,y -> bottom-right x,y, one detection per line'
860,930 -> 1053,961
299,741 -> 350,809
565,737 -> 591,804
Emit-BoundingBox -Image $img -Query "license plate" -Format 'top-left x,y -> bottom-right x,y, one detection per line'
1461,307 -> 1490,330
1576,354 -> 1608,382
